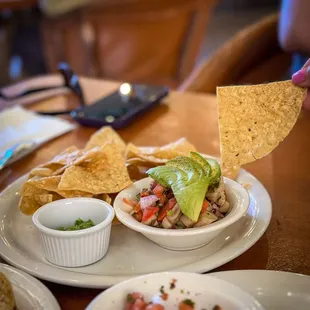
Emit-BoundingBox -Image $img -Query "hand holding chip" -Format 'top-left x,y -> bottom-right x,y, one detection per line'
292,58 -> 310,110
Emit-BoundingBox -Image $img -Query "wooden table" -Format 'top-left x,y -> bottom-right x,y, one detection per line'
1,77 -> 310,309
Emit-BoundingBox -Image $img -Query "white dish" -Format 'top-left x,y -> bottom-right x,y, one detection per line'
32,198 -> 114,267
211,270 -> 310,310
86,272 -> 263,310
114,177 -> 249,250
0,167 -> 272,288
0,263 -> 60,310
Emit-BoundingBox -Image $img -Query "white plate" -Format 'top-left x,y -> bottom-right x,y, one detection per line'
0,168 -> 272,288
86,272 -> 264,310
211,270 -> 310,310
0,263 -> 60,310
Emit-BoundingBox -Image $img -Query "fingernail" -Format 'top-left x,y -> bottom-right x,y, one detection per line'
292,69 -> 306,84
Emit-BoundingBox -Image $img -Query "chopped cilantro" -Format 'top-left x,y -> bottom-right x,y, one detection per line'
170,279 -> 176,289
167,210 -> 173,217
126,294 -> 133,302
182,299 -> 195,307
160,285 -> 165,294
57,218 -> 94,231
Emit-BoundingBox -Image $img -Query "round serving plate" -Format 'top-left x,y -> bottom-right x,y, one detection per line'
0,263 -> 60,310
0,168 -> 271,288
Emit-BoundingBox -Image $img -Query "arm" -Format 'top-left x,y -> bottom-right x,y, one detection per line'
279,0 -> 310,54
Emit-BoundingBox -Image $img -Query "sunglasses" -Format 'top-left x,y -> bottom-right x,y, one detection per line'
0,63 -> 86,116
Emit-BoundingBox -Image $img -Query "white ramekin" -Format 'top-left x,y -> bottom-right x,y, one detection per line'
114,177 -> 249,251
32,198 -> 115,267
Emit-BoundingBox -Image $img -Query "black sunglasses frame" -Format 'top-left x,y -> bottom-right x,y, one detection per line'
0,62 -> 86,116
37,63 -> 86,116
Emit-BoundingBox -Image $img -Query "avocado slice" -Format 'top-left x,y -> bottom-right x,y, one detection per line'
206,158 -> 221,186
146,155 -> 210,222
171,180 -> 209,222
189,152 -> 211,177
166,156 -> 205,182
147,166 -> 182,188
189,152 -> 221,186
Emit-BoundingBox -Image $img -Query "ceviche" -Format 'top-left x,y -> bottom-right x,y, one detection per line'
124,292 -> 197,310
122,152 -> 230,229
124,292 -> 222,310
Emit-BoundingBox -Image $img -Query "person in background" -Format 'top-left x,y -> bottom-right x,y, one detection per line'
279,0 -> 310,74
279,1 -> 310,110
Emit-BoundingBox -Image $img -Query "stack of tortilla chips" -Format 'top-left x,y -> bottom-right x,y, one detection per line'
18,126 -> 197,216
19,127 -> 131,215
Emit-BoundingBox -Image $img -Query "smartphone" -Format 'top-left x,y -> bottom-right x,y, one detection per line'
70,83 -> 169,128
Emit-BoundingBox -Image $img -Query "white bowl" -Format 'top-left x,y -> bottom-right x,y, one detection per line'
86,272 -> 264,310
32,198 -> 115,267
114,177 -> 249,251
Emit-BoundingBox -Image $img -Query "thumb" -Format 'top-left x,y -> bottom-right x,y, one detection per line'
302,88 -> 310,110
292,66 -> 310,87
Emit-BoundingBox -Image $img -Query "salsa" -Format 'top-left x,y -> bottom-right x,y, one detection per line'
122,179 -> 229,229
122,153 -> 230,229
57,218 -> 95,231
124,291 -> 221,310
124,292 -> 196,310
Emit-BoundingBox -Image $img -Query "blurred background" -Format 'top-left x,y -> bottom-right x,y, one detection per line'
0,0 -> 296,93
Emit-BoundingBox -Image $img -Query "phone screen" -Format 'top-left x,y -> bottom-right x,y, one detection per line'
76,84 -> 168,123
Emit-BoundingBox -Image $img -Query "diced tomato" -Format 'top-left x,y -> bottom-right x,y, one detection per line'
159,194 -> 167,205
145,304 -> 165,310
130,292 -> 144,301
200,200 -> 209,214
179,302 -> 194,310
134,202 -> 141,213
124,293 -> 143,310
131,298 -> 147,310
123,198 -> 137,208
124,302 -> 133,310
140,189 -> 149,197
133,210 -> 143,222
142,206 -> 159,222
150,181 -> 157,190
152,183 -> 165,198
158,198 -> 177,222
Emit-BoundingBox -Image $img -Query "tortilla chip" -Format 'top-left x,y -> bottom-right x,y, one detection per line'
112,216 -> 121,225
85,126 -> 126,154
27,175 -> 61,191
125,157 -> 152,166
217,80 -> 306,177
102,194 -> 112,204
18,194 -> 53,215
125,138 -> 196,163
19,181 -> 50,197
28,167 -> 54,178
51,148 -> 97,175
26,176 -> 93,198
37,146 -> 82,175
58,143 -> 132,194
58,190 -> 93,198
48,146 -> 81,165
94,194 -> 112,204
221,165 -> 240,180
34,194 -> 54,205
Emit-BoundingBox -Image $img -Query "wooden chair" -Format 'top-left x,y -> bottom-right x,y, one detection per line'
41,0 -> 217,88
179,13 -> 292,93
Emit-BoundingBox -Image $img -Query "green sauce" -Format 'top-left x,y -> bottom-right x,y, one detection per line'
57,218 -> 95,231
